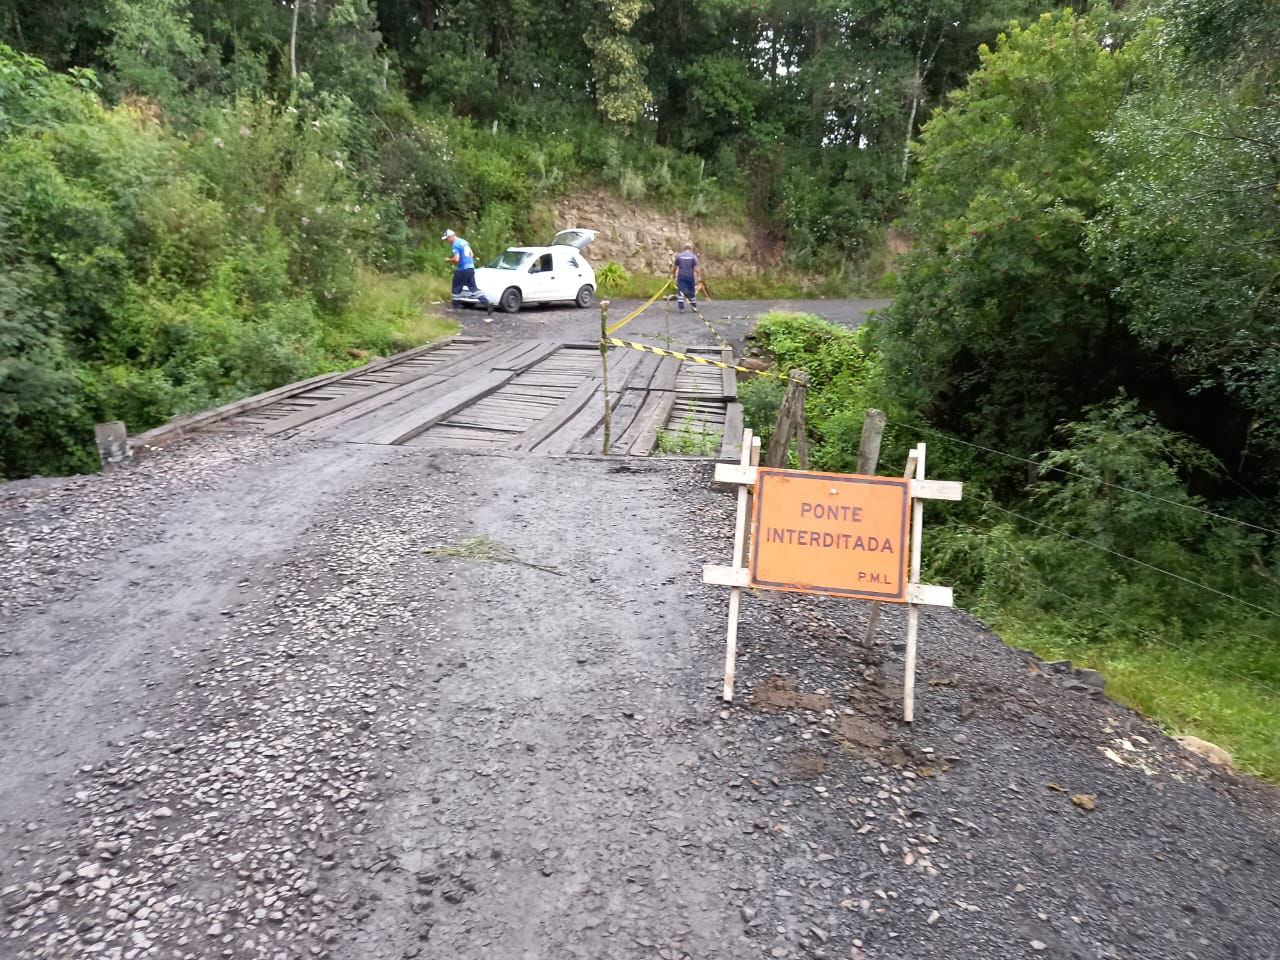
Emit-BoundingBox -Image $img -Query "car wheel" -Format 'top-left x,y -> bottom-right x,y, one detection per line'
500,287 -> 522,314
575,284 -> 594,309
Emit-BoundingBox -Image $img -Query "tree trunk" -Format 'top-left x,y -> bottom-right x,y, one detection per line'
290,0 -> 300,81
902,90 -> 919,183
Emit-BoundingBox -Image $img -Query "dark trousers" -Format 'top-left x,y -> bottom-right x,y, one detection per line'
452,268 -> 489,306
676,276 -> 697,308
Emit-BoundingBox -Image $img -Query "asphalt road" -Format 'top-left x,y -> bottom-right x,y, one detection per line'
450,297 -> 893,349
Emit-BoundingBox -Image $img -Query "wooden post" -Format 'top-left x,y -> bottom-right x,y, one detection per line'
856,408 -> 885,475
722,428 -> 755,702
904,443 -> 926,722
763,369 -> 809,468
599,301 -> 612,454
865,443 -> 918,648
94,421 -> 130,471
744,434 -> 761,564
859,408 -> 888,645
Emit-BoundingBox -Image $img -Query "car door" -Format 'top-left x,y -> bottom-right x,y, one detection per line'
521,252 -> 557,304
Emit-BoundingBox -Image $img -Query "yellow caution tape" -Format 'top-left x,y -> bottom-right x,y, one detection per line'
601,337 -> 800,383
689,302 -> 730,348
605,280 -> 672,335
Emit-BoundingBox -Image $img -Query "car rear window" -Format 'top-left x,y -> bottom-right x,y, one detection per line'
487,250 -> 531,270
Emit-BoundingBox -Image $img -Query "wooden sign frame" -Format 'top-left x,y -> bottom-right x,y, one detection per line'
704,434 -> 962,719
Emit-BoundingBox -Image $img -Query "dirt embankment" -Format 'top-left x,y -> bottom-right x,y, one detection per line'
545,189 -> 762,277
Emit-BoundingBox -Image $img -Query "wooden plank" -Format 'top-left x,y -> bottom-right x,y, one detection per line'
619,350 -> 663,393
721,347 -> 737,398
714,462 -> 757,485
265,372 -> 451,435
131,337 -> 470,450
403,432 -> 501,450
353,367 -> 522,445
493,340 -> 565,371
419,423 -> 519,441
718,403 -> 744,461
576,388 -> 646,455
650,356 -> 681,392
507,379 -> 601,453
305,340 -> 542,441
912,479 -> 964,501
704,564 -> 748,587
599,344 -> 649,393
619,389 -> 676,457
446,410 -> 537,431
533,384 -> 622,456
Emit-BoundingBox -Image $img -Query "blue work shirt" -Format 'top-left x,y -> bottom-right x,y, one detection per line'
674,250 -> 698,281
452,237 -> 476,270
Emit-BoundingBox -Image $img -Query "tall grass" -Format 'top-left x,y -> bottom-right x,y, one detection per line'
322,267 -> 457,361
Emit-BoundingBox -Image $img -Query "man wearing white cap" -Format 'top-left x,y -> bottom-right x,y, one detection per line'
442,228 -> 493,318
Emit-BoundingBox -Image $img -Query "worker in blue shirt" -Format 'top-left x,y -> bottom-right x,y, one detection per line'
671,242 -> 701,312
443,228 -> 493,318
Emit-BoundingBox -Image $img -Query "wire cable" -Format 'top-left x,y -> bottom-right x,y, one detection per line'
984,558 -> 1280,699
887,418 -> 1280,539
604,280 -> 672,336
983,501 -> 1280,620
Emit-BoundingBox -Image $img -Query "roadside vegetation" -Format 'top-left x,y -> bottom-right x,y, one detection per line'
739,4 -> 1280,781
2,0 -> 1063,478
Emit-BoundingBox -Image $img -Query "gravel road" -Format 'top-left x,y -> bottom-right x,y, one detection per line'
2,426 -> 1278,960
3,291 -> 1279,959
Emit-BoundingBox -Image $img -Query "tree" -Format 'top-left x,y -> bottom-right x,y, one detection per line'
883,9 -> 1139,463
1088,0 -> 1280,492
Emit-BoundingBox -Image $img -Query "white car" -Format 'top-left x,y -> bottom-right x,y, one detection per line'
460,228 -> 597,314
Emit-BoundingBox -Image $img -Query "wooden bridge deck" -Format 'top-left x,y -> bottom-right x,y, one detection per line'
192,338 -> 742,460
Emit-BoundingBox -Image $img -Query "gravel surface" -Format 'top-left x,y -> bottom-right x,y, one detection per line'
2,421 -> 1278,960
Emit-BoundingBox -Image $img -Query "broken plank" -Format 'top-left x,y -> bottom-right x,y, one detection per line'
619,389 -> 676,457
576,388 -> 646,455
506,379 -> 601,452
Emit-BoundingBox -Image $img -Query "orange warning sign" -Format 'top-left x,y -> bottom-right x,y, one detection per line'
750,468 -> 910,601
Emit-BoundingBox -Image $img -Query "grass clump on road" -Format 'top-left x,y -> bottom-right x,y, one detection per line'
422,536 -> 562,575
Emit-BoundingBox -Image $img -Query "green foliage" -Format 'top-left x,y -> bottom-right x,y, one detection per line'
745,312 -> 892,471
101,0 -> 204,103
324,266 -> 457,357
595,261 -> 630,292
654,413 -> 720,456
884,8 -> 1139,469
737,374 -> 785,451
1088,9 -> 1280,490
585,0 -> 654,124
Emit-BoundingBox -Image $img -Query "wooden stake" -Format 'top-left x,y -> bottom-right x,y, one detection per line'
599,301 -> 612,454
763,369 -> 809,468
722,428 -> 755,702
865,439 -> 918,647
856,408 -> 885,475
904,443 -> 926,722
